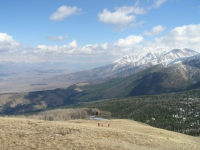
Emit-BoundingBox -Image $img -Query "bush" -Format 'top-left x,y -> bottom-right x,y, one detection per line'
5,108 -> 111,121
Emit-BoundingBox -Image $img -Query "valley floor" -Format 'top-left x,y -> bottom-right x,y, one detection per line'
0,117 -> 200,150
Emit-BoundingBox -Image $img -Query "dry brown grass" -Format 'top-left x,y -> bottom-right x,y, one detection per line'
9,108 -> 111,121
0,117 -> 199,150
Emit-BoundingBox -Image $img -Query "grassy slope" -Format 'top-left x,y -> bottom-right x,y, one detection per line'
85,90 -> 200,136
0,117 -> 200,150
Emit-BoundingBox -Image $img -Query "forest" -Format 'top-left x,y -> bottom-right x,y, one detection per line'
85,90 -> 200,136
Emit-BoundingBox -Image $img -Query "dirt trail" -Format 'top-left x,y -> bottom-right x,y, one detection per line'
0,117 -> 199,150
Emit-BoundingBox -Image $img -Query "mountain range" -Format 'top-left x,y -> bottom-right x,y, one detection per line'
66,49 -> 200,101
1,48 -> 200,114
50,48 -> 198,83
0,48 -> 198,93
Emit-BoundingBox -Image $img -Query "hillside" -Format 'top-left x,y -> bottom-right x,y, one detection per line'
0,117 -> 200,150
1,60 -> 200,115
0,89 -> 80,114
1,48 -> 200,115
48,48 -> 198,84
86,91 -> 200,136
69,62 -> 200,102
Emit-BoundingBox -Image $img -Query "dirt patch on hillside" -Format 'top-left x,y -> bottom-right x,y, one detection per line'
0,117 -> 199,150
76,82 -> 89,86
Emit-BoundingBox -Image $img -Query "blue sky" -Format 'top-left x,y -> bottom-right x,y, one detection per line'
0,0 -> 200,69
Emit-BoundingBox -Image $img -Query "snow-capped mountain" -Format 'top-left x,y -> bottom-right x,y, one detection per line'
91,48 -> 198,78
51,48 -> 199,85
112,48 -> 198,70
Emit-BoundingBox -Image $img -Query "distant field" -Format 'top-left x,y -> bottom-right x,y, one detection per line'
0,117 -> 200,150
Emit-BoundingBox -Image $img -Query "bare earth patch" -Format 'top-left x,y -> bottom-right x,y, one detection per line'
76,83 -> 90,86
0,117 -> 199,150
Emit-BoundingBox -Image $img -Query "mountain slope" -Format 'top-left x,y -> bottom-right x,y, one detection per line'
0,89 -> 81,114
87,91 -> 200,136
112,48 -> 197,70
0,49 -> 200,114
0,117 -> 200,150
0,49 -> 197,94
50,48 -> 198,84
69,58 -> 200,101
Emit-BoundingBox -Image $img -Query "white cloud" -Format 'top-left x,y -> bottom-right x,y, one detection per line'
98,4 -> 146,30
36,40 -> 80,55
101,43 -> 108,50
155,24 -> 200,51
144,25 -> 165,36
148,0 -> 167,9
34,34 -> 144,62
115,35 -> 143,47
98,8 -> 136,30
68,40 -> 77,48
0,33 -> 20,52
36,45 -> 60,54
154,0 -> 167,8
50,5 -> 82,21
47,36 -> 68,41
97,0 -> 168,31
117,4 -> 146,15
2,24 -> 200,66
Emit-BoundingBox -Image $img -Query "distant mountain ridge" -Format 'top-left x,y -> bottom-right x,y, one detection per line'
1,48 -> 200,114
111,48 -> 198,71
1,48 -> 200,138
0,48 -> 198,94
51,48 -> 198,84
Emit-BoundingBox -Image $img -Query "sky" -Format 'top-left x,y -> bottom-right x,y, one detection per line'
0,0 -> 200,69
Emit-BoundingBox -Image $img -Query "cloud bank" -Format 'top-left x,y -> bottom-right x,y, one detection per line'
1,24 -> 200,64
155,24 -> 200,50
34,24 -> 200,59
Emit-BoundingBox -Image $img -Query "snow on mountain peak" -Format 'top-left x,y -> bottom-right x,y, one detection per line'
112,48 -> 198,70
